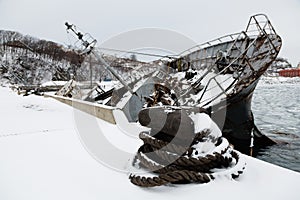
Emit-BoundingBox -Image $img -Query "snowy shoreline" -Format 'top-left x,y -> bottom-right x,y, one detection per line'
259,76 -> 300,85
0,86 -> 300,200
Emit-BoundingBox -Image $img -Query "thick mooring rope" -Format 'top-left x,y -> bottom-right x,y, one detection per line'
129,130 -> 246,187
129,83 -> 246,187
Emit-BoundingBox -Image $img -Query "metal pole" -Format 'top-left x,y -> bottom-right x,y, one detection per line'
65,22 -> 136,95
89,55 -> 92,88
91,50 -> 136,95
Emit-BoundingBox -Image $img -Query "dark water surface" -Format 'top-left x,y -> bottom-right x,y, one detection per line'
252,82 -> 300,172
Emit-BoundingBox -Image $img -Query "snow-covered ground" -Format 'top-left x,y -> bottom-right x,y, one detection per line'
0,86 -> 300,200
260,76 -> 300,85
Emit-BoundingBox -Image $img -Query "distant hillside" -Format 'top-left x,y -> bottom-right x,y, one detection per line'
0,30 -> 86,85
0,30 -> 156,85
0,30 -> 84,65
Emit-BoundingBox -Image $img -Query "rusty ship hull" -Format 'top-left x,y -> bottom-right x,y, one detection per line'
120,14 -> 282,153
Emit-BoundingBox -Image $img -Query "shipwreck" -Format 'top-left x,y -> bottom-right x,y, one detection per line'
42,14 -> 282,163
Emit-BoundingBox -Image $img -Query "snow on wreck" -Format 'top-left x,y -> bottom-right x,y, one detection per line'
49,14 -> 282,158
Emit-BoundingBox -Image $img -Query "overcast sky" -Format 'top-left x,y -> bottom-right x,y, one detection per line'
0,0 -> 299,65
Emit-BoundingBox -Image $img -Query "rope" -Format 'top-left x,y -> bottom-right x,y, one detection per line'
130,83 -> 245,187
129,130 -> 246,187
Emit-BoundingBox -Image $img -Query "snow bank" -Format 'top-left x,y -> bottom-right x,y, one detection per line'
0,86 -> 300,200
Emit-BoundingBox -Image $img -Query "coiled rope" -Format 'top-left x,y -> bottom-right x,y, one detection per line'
129,130 -> 246,187
129,83 -> 246,187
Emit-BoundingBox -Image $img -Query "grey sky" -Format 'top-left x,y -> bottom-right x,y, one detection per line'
0,0 -> 299,65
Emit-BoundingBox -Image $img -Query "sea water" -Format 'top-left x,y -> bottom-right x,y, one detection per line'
252,80 -> 300,172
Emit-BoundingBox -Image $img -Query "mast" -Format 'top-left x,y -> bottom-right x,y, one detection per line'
65,22 -> 136,95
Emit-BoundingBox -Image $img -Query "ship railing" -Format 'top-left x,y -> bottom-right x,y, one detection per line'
190,30 -> 249,88
197,36 -> 260,107
179,14 -> 277,58
176,30 -> 253,104
179,32 -> 245,57
245,14 -> 279,54
196,14 -> 279,106
245,14 -> 277,36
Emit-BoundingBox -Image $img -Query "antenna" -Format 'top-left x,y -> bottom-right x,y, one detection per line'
65,22 -> 97,54
65,22 -> 136,95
